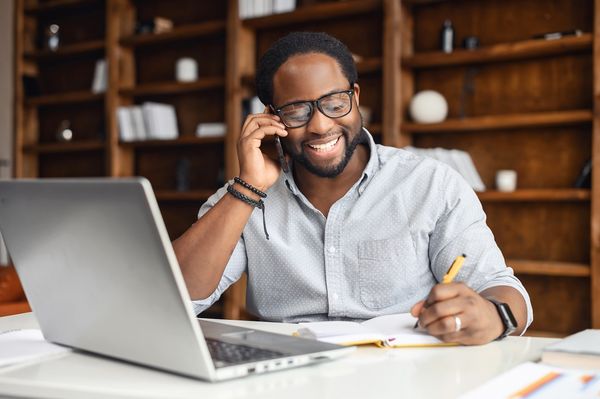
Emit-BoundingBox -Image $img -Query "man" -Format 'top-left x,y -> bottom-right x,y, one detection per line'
173,32 -> 532,345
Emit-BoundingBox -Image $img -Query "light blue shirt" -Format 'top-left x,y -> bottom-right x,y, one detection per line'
193,130 -> 533,328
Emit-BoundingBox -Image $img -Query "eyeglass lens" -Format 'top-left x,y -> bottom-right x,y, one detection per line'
278,91 -> 352,128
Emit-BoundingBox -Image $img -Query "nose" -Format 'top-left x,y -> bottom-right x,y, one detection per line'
306,105 -> 335,135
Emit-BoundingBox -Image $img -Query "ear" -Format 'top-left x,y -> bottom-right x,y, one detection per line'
353,82 -> 360,107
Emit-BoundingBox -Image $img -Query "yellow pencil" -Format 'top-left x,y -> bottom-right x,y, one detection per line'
442,254 -> 467,284
414,254 -> 467,329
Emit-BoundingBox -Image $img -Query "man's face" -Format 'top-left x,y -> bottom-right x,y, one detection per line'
272,53 -> 365,178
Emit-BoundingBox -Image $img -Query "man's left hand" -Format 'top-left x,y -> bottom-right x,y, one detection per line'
410,282 -> 504,345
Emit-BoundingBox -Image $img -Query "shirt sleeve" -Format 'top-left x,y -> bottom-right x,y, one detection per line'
427,165 -> 534,332
191,182 -> 248,315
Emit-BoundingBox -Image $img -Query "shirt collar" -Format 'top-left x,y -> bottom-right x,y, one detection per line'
282,127 -> 379,197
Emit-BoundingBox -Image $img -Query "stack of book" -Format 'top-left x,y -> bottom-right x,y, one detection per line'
239,0 -> 296,19
196,123 -> 226,138
117,102 -> 179,142
404,146 -> 485,192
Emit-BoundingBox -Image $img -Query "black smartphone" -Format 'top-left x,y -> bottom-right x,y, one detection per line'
274,135 -> 289,174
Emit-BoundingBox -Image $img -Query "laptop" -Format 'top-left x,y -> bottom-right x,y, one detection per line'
0,178 -> 354,381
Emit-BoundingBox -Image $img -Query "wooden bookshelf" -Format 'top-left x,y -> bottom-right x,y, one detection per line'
22,140 -> 105,154
477,189 -> 591,202
155,190 -> 214,202
401,0 -> 598,335
24,40 -> 105,60
402,110 -> 593,133
25,91 -> 104,106
242,0 -> 381,29
13,0 -> 600,330
120,136 -> 225,148
509,260 -> 590,278
403,33 -> 593,68
24,0 -> 101,14
119,20 -> 227,47
119,77 -> 225,97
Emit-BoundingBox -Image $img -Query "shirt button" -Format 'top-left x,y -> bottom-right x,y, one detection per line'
328,246 -> 336,254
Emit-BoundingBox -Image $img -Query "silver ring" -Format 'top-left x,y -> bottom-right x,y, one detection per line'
454,316 -> 462,332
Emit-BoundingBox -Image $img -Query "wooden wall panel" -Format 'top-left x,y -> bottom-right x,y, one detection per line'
485,202 -> 590,263
38,103 -> 105,143
38,152 -> 105,177
135,35 -> 226,84
520,275 -> 590,334
414,55 -> 593,118
135,144 -> 225,191
412,127 -> 591,189
413,0 -> 592,52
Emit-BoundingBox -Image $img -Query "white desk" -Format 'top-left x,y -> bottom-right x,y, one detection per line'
0,313 -> 555,399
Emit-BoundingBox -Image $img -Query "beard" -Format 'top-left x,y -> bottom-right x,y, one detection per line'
283,120 -> 368,178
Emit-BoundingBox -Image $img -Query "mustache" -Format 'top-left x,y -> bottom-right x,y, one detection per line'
300,127 -> 349,146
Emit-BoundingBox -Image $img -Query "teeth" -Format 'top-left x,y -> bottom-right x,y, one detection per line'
308,137 -> 339,152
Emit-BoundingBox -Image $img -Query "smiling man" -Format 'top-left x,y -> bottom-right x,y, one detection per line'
173,32 -> 533,345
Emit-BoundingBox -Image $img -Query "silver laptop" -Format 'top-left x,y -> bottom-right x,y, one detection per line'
0,178 -> 353,381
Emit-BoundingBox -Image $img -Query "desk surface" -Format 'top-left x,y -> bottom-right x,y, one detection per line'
0,313 -> 555,399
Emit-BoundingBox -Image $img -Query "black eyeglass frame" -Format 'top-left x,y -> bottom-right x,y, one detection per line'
270,88 -> 355,129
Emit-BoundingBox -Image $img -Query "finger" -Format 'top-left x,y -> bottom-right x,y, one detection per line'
419,296 -> 466,328
240,126 -> 288,148
242,118 -> 287,140
241,113 -> 283,134
425,282 -> 468,306
410,300 -> 425,317
426,313 -> 466,337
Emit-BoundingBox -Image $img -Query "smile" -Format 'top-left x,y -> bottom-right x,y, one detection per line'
306,136 -> 340,152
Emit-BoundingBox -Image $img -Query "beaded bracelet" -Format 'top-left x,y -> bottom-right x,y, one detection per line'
227,184 -> 269,240
233,177 -> 267,198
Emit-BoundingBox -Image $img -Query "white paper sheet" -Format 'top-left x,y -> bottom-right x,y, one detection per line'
0,329 -> 71,367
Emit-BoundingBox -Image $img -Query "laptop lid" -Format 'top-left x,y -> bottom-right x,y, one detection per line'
0,178 -> 217,380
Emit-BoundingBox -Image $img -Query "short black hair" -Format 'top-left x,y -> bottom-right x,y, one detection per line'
256,32 -> 357,106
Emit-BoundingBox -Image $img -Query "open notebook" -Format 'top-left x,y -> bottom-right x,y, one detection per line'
296,313 -> 456,348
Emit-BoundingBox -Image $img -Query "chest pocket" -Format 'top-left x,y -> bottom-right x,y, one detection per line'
358,235 -> 418,309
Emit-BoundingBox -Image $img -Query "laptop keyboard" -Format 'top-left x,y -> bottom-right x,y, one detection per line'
205,338 -> 287,366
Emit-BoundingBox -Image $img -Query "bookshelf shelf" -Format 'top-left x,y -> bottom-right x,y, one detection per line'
25,91 -> 104,106
402,109 -> 593,134
120,20 -> 227,47
242,0 -> 381,29
119,77 -> 225,97
509,259 -> 590,277
120,136 -> 225,148
155,190 -> 215,202
477,189 -> 591,202
24,40 -> 105,60
22,140 -> 105,154
24,0 -> 100,14
403,34 -> 593,69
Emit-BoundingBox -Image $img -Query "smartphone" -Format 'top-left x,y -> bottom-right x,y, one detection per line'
274,135 -> 289,174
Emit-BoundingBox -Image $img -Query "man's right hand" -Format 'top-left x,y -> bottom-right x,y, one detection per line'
237,112 -> 288,192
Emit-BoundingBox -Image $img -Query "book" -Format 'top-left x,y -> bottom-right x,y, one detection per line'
404,146 -> 486,192
541,329 -> 600,369
117,106 -> 135,142
296,313 -> 455,347
91,59 -> 107,94
196,122 -> 226,138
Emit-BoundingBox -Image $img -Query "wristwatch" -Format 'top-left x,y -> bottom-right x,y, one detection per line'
488,299 -> 517,340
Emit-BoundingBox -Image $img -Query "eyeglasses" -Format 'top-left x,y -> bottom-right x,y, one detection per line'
271,88 -> 355,128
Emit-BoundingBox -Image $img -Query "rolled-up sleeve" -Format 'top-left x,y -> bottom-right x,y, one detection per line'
191,183 -> 248,315
428,167 -> 533,331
